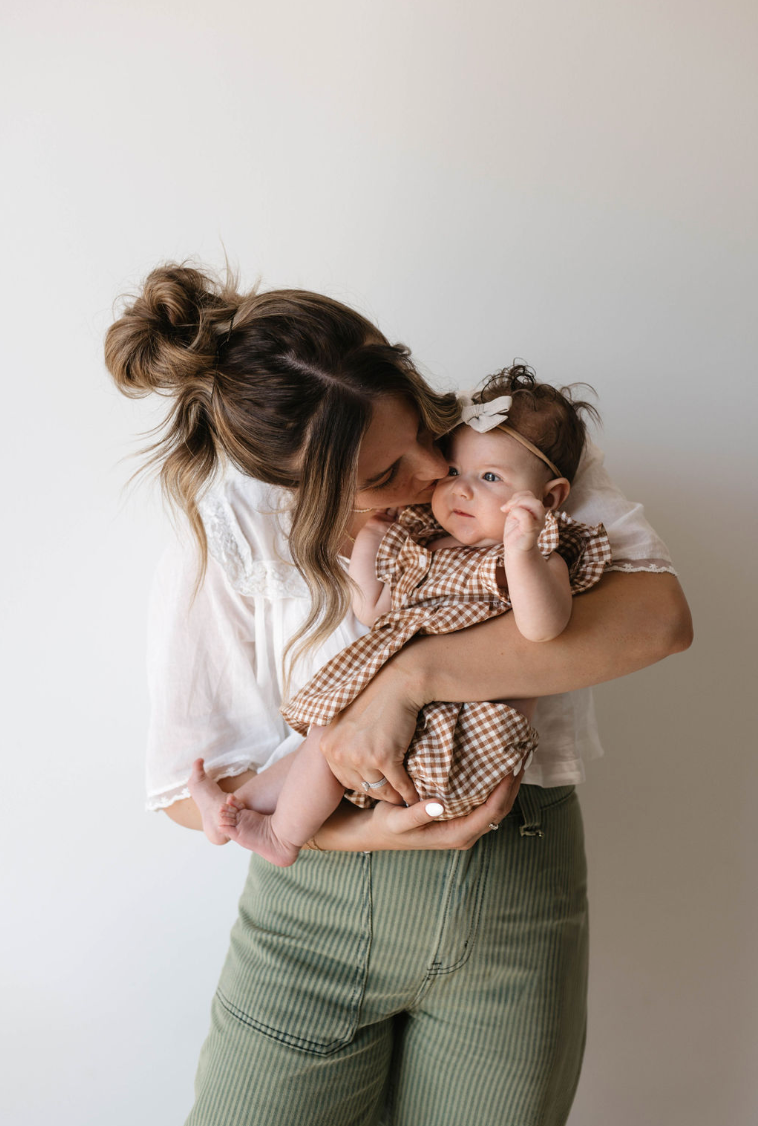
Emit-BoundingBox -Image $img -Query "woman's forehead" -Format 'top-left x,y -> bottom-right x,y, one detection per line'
356,396 -> 418,482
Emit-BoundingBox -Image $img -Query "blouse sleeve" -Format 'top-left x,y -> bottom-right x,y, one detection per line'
564,440 -> 677,575
144,538 -> 303,812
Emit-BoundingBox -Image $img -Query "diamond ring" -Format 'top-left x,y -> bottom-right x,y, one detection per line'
361,777 -> 388,792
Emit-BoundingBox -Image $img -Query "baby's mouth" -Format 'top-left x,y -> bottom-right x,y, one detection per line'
452,509 -> 474,518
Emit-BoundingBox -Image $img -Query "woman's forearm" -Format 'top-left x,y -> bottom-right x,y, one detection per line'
395,571 -> 693,706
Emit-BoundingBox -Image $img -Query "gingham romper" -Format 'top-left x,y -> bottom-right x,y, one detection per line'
281,504 -> 612,818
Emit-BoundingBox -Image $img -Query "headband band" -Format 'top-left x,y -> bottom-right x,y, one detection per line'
495,423 -> 563,479
458,391 -> 564,479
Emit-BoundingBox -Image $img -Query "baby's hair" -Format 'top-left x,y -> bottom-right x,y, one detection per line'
475,363 -> 600,482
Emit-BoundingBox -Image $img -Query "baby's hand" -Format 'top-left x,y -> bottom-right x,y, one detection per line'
501,491 -> 547,554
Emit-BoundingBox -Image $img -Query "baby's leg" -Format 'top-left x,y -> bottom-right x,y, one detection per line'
220,727 -> 345,866
188,759 -> 241,845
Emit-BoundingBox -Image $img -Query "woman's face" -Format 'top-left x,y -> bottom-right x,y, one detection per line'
353,395 -> 449,510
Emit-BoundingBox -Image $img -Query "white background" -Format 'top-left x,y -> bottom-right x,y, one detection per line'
2,1 -> 755,1123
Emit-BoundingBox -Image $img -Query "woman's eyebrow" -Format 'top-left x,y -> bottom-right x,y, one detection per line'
361,459 -> 400,488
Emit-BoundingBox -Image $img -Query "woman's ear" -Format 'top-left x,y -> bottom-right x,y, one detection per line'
542,478 -> 571,511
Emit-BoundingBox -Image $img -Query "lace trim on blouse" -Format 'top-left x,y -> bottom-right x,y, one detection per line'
146,760 -> 257,812
199,492 -> 308,599
606,558 -> 678,576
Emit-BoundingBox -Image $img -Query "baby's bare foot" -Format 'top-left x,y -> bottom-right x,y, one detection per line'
188,758 -> 233,846
223,808 -> 300,867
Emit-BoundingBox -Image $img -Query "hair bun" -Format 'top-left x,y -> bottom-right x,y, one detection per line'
105,264 -> 226,396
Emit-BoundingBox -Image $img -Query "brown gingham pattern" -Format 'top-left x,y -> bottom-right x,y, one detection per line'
281,505 -> 612,819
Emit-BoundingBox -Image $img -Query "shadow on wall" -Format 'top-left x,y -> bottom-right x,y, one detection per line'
570,476 -> 754,1126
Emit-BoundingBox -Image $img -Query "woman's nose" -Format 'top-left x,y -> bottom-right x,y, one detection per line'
415,444 -> 449,482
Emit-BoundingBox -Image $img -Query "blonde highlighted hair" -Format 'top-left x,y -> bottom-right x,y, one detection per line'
105,262 -> 459,675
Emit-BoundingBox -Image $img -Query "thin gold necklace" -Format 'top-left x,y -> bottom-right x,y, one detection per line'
346,504 -> 374,544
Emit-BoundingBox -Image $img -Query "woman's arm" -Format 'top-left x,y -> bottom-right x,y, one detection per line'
313,770 -> 524,851
320,571 -> 693,797
415,570 -> 692,702
163,755 -> 523,850
159,731 -> 518,847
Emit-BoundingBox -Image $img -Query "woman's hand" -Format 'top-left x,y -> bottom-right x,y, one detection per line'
319,660 -> 426,806
314,771 -> 524,851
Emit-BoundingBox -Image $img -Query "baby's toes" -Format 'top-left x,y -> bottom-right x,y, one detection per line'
189,757 -> 206,783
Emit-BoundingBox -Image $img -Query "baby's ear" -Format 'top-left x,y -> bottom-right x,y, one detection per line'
542,478 -> 571,511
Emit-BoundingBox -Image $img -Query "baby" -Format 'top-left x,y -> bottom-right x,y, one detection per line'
189,366 -> 612,865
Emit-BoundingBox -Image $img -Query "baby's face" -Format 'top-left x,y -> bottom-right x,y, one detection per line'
431,426 -> 552,546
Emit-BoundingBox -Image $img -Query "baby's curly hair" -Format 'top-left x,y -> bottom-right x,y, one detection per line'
474,363 -> 600,482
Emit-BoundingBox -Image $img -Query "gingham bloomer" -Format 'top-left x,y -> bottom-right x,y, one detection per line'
281,504 -> 613,818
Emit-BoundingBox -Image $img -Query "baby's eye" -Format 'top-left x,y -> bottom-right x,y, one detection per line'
447,466 -> 459,477
482,472 -> 501,482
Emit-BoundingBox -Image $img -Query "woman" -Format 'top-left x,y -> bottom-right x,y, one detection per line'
106,263 -> 692,1126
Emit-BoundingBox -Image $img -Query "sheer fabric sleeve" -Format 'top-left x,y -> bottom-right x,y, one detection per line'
144,539 -> 302,812
564,440 -> 677,575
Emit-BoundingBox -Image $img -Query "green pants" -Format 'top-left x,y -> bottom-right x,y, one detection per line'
186,785 -> 588,1126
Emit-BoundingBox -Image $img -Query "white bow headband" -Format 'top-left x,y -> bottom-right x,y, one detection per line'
458,392 -> 513,433
457,391 -> 563,479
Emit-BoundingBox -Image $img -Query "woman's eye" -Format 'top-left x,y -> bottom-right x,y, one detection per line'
371,466 -> 398,490
483,472 -> 501,482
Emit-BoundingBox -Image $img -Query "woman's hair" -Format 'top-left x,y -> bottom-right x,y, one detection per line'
471,363 -> 600,482
105,262 -> 459,674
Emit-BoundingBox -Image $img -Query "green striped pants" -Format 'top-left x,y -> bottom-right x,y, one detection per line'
186,784 -> 588,1126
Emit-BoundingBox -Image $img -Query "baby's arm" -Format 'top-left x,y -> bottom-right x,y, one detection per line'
502,491 -> 573,642
349,511 -> 395,625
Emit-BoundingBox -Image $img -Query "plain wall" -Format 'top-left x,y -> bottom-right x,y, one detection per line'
1,1 -> 755,1123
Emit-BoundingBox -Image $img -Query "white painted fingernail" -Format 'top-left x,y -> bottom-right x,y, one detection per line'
425,802 -> 444,817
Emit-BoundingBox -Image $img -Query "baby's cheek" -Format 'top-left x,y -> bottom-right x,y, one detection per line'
430,484 -> 449,521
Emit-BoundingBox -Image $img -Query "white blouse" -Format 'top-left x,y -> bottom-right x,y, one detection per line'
145,440 -> 676,811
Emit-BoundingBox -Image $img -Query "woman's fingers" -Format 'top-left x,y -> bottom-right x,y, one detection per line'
320,680 -> 422,804
322,755 -> 404,805
382,761 -> 420,806
360,778 -> 406,806
476,771 -> 523,826
330,762 -> 406,805
382,796 -> 446,836
376,771 -> 524,849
